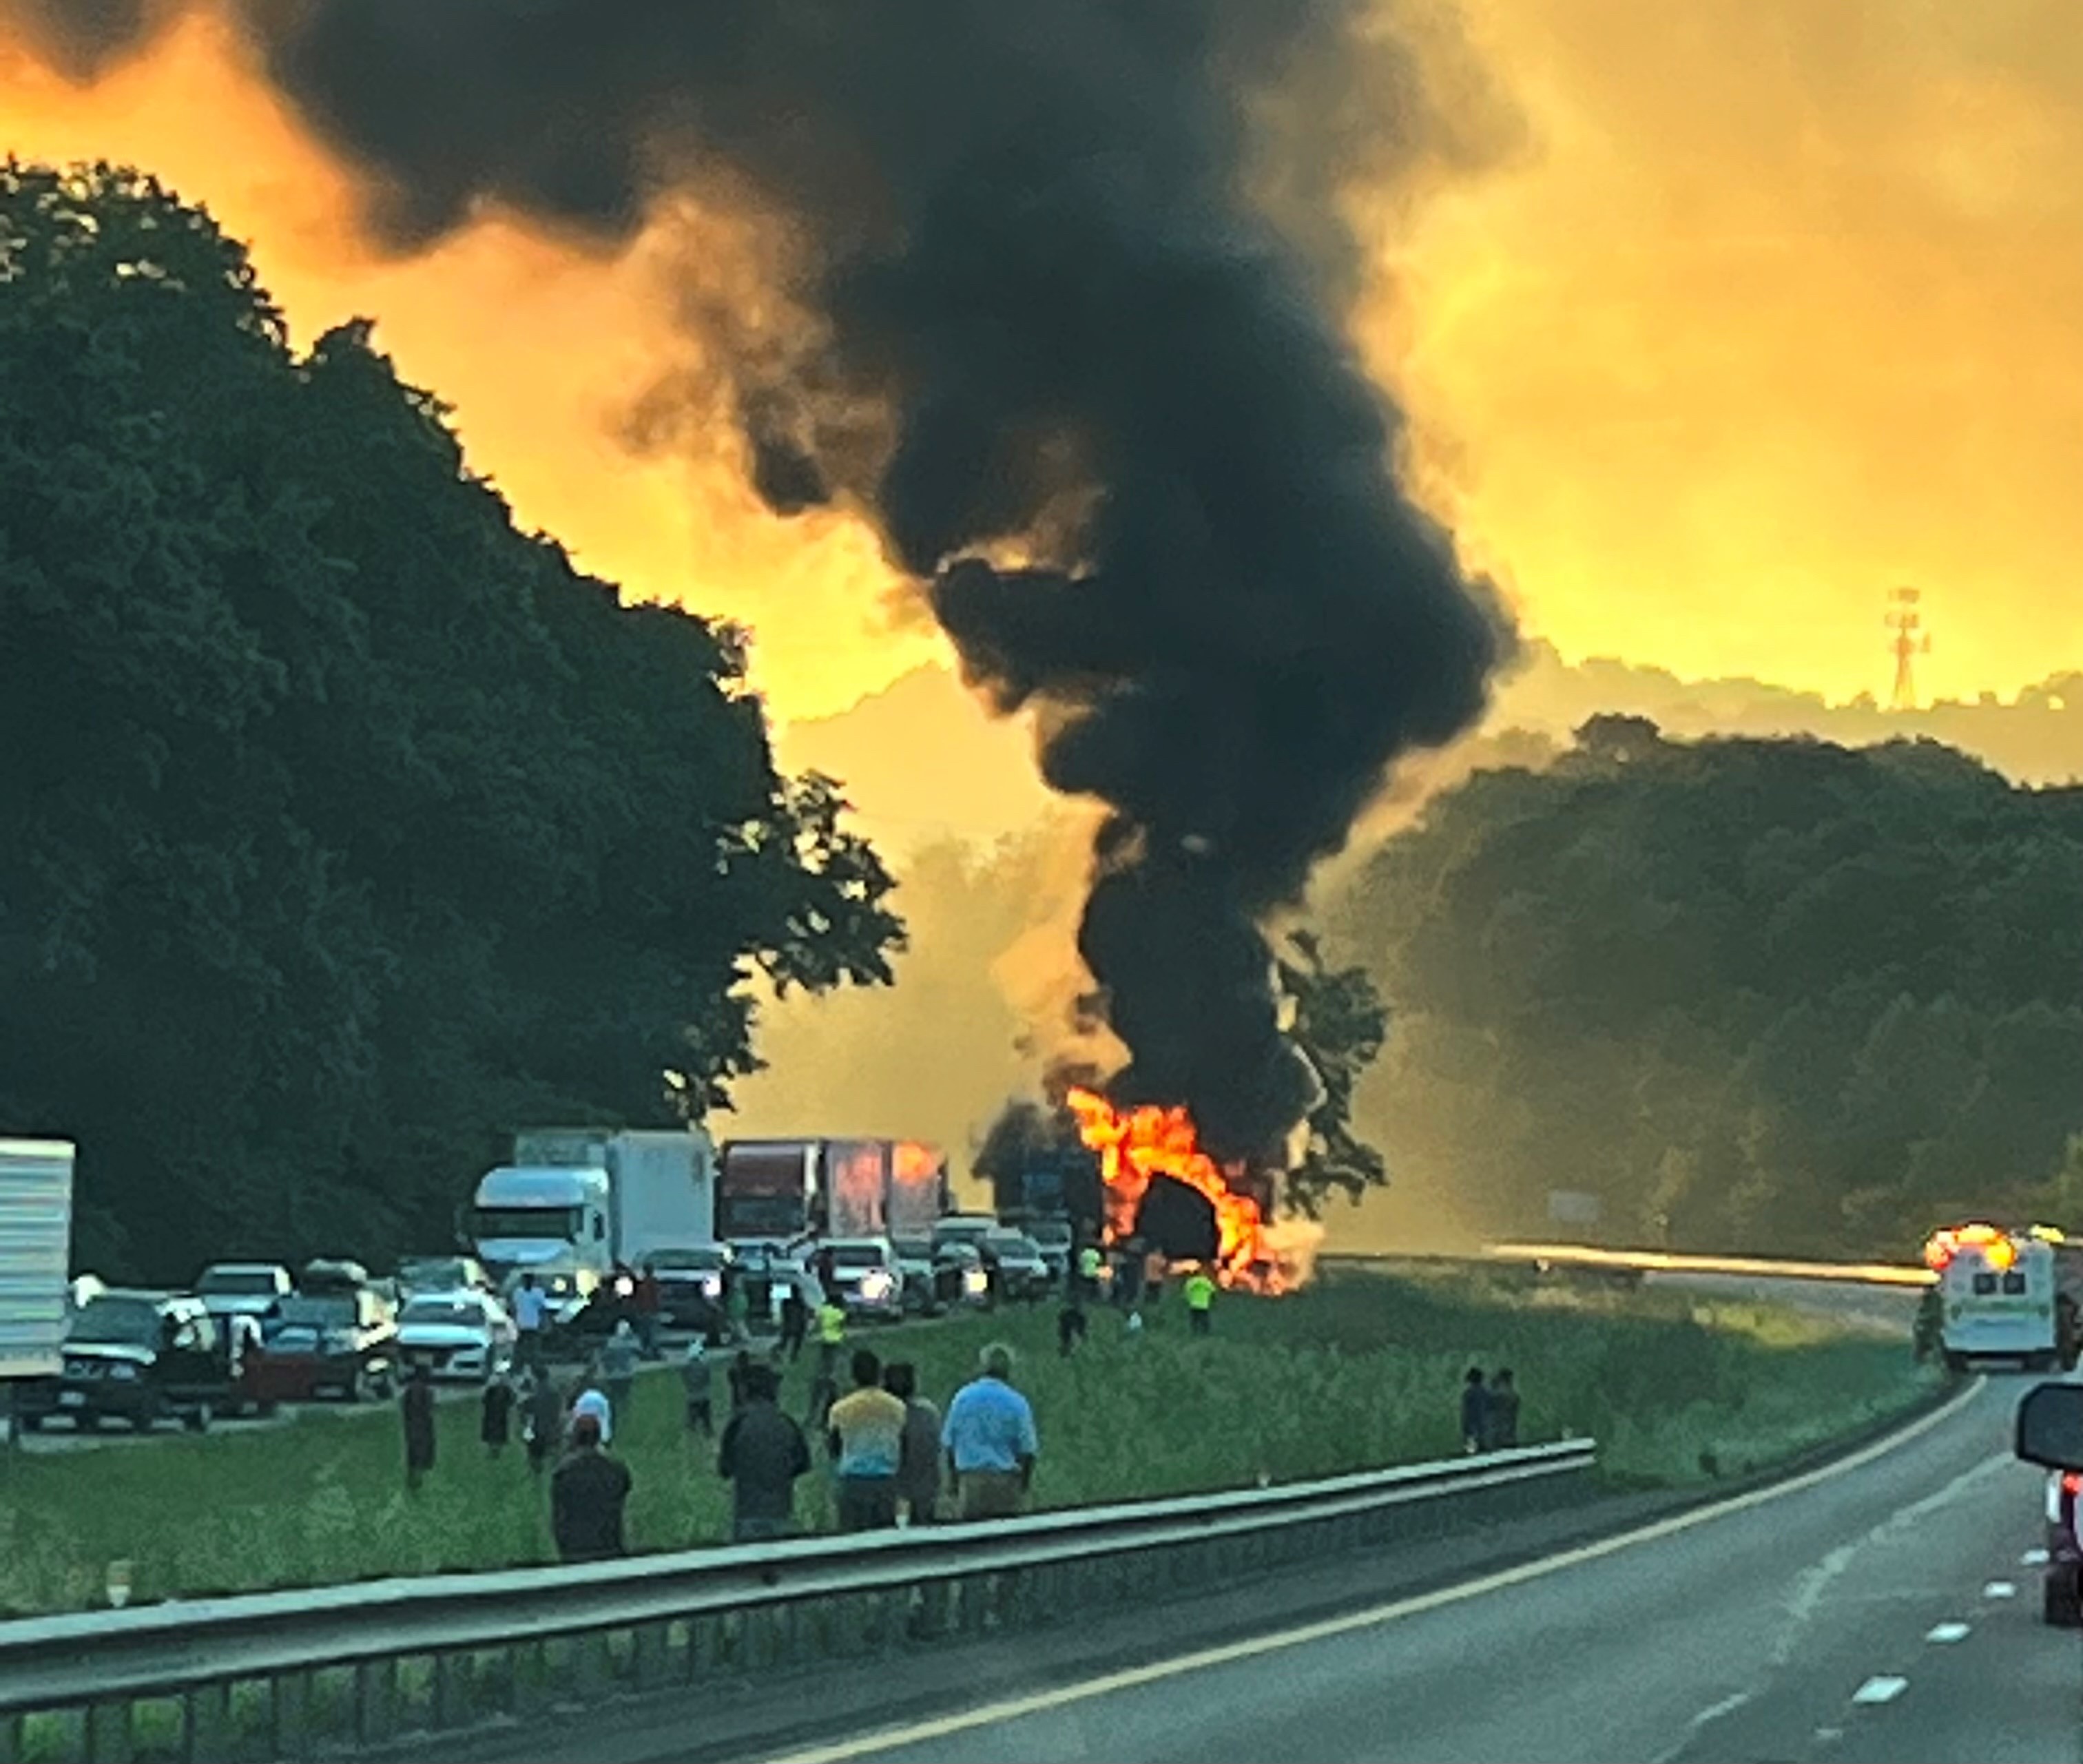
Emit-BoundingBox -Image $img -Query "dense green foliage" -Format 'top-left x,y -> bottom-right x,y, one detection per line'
0,163 -> 902,1278
1327,716 -> 2083,1256
0,1269 -> 1929,1617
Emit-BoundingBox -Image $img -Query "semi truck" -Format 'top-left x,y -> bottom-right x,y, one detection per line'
470,1128 -> 715,1286
2,1140 -> 76,1442
716,1139 -> 947,1244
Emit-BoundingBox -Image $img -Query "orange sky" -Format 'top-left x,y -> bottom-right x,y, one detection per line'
6,1 -> 2080,722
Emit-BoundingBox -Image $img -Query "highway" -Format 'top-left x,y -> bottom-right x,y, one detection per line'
473,1366 -> 2077,1764
743,1376 -> 2070,1764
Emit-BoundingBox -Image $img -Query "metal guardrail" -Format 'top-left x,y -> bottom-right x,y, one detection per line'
0,1436 -> 1593,1763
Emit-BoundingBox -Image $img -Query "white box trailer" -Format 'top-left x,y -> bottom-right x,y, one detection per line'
0,1139 -> 74,1380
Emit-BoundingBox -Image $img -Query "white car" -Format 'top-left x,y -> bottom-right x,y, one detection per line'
395,1290 -> 517,1381
821,1238 -> 906,1321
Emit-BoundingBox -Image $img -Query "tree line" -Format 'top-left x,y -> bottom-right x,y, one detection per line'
0,163 -> 903,1279
1324,714 -> 2083,1258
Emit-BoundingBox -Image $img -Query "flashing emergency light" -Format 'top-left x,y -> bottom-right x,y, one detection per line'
1986,1236 -> 2018,1272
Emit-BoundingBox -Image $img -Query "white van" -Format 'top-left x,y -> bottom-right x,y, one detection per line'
1931,1225 -> 2059,1371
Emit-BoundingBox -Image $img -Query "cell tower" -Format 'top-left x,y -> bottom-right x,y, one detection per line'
1885,587 -> 1930,712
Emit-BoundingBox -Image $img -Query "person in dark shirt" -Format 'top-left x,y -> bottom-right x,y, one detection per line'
481,1370 -> 515,1457
401,1364 -> 437,1490
718,1363 -> 811,1542
1485,1368 -> 1521,1449
1460,1366 -> 1489,1454
524,1372 -> 563,1477
551,1414 -> 633,1562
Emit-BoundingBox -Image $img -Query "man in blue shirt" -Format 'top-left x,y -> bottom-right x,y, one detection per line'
941,1341 -> 1038,1519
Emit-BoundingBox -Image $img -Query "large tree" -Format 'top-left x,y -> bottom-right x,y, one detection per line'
0,162 -> 902,1277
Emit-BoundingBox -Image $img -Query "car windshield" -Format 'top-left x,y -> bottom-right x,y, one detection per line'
652,1249 -> 725,1270
68,1298 -> 164,1345
197,1268 -> 280,1295
402,1298 -> 484,1327
400,1259 -> 471,1286
275,1296 -> 353,1329
829,1245 -> 887,1267
893,1238 -> 931,1260
1030,1222 -> 1073,1247
987,1232 -> 1038,1254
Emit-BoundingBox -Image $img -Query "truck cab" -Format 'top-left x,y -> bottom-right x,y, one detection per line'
471,1165 -> 614,1283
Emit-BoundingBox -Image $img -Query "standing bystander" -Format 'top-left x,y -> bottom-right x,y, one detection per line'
826,1349 -> 906,1531
1485,1368 -> 1520,1449
681,1338 -> 714,1436
1460,1367 -> 1489,1454
512,1273 -> 548,1371
480,1368 -> 515,1457
942,1342 -> 1037,1519
1183,1268 -> 1216,1336
550,1414 -> 632,1562
401,1363 -> 436,1491
600,1320 -> 639,1426
884,1361 -> 942,1524
718,1363 -> 811,1542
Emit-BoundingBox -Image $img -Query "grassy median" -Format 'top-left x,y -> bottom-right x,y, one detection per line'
0,1267 -> 1936,1616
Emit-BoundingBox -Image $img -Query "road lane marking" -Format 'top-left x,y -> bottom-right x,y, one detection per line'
1770,1452 -> 2006,1667
1925,1621 -> 1970,1643
1983,1580 -> 2017,1599
1852,1676 -> 1908,1705
757,1380 -> 1987,1764
2022,1548 -> 2050,1566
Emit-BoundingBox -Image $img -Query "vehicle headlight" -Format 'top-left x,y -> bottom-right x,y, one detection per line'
964,1269 -> 988,1295
860,1271 -> 893,1300
108,1362 -> 139,1381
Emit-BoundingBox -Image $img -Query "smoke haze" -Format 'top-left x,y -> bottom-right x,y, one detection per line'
14,0 -> 1510,1165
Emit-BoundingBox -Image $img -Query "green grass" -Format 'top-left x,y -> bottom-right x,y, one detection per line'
0,1268 -> 1936,1617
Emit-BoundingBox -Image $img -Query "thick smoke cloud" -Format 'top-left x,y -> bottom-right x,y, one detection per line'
18,0 -> 1512,1166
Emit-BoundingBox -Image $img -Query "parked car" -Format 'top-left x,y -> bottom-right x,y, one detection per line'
194,1262 -> 293,1322
645,1245 -> 734,1330
891,1236 -> 938,1314
396,1291 -> 518,1382
249,1289 -> 398,1403
396,1255 -> 493,1300
1027,1218 -> 1075,1285
820,1238 -> 905,1321
931,1240 -> 992,1310
25,1291 -> 234,1433
981,1229 -> 1052,1301
930,1214 -> 999,1256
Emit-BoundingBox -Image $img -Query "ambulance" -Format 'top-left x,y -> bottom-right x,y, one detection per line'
1923,1223 -> 2062,1371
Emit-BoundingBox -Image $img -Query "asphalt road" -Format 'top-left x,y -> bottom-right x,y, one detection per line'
729,1375 -> 2070,1764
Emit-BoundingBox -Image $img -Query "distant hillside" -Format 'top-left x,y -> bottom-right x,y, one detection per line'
778,647 -> 2083,866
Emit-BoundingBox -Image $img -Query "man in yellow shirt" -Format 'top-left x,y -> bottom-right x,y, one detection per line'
826,1348 -> 907,1530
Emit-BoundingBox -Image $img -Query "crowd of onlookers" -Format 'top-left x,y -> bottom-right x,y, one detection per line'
397,1316 -> 1044,1564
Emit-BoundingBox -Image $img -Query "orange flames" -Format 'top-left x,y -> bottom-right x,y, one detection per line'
1065,1086 -> 1283,1291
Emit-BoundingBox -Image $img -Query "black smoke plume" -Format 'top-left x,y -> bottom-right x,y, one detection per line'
14,0 -> 1513,1167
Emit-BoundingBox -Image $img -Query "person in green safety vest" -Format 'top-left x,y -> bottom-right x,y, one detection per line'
815,1295 -> 847,1369
1075,1242 -> 1103,1301
1183,1268 -> 1216,1336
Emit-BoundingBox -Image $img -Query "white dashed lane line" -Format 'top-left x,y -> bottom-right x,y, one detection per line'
2021,1547 -> 2049,1566
1983,1580 -> 2018,1599
1852,1676 -> 1909,1705
1925,1621 -> 1971,1643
